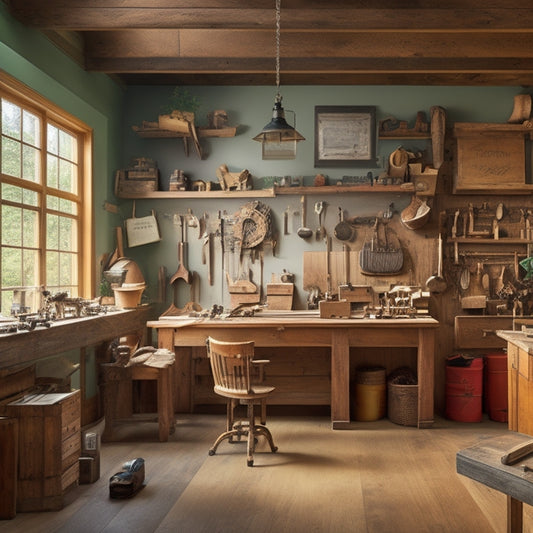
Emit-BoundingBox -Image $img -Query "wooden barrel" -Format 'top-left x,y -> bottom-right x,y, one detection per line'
352,367 -> 386,421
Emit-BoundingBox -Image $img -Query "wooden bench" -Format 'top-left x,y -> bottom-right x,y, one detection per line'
101,363 -> 175,442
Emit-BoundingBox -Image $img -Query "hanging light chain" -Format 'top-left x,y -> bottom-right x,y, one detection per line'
275,0 -> 281,91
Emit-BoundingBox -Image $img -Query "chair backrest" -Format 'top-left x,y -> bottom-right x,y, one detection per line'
206,337 -> 255,395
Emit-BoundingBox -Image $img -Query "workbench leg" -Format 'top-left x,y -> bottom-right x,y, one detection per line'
331,328 -> 350,429
157,365 -> 173,442
417,328 -> 435,428
507,496 -> 523,533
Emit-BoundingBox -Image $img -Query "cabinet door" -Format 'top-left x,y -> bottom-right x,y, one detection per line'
507,343 -> 518,432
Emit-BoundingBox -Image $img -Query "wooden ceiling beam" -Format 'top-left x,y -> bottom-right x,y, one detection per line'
85,55 -> 533,74
84,30 -> 533,59
7,2 -> 533,31
113,72 -> 533,87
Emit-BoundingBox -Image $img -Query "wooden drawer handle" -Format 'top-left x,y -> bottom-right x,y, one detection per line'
481,329 -> 496,337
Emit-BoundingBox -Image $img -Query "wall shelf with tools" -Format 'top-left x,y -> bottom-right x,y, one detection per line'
115,184 -> 413,199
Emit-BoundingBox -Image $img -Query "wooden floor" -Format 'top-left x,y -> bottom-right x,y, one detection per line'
3,413 -> 533,533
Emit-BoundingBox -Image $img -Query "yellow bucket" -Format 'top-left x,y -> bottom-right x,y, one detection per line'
353,367 -> 386,421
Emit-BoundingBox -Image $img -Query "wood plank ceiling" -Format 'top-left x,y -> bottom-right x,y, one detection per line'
6,0 -> 533,86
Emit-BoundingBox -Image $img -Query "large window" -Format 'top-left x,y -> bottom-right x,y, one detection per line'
0,72 -> 93,316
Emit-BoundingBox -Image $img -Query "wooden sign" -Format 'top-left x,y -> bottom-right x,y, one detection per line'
453,123 -> 533,194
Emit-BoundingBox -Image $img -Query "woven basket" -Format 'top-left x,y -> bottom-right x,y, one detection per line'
387,382 -> 418,426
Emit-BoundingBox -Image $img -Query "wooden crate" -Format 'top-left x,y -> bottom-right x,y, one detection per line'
266,282 -> 294,310
114,169 -> 158,195
0,390 -> 81,512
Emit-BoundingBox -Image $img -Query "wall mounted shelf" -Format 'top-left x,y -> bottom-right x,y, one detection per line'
115,184 -> 414,199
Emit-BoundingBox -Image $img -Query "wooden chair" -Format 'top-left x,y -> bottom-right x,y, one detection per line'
206,337 -> 278,466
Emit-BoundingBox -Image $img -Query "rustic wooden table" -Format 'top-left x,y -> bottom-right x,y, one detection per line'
148,313 -> 438,429
457,432 -> 533,533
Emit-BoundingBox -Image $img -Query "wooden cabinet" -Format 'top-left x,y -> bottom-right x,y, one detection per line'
497,330 -> 533,436
454,316 -> 513,350
0,390 -> 81,511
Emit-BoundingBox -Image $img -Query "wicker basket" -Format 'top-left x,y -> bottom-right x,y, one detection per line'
387,382 -> 418,426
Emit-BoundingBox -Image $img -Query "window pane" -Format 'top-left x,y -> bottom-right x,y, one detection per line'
47,195 -> 59,211
22,144 -> 41,183
22,248 -> 38,287
1,136 -> 21,177
46,153 -> 58,188
22,188 -> 38,206
1,99 -> 21,139
59,198 -> 77,215
59,129 -> 77,163
47,123 -> 58,155
1,291 -> 13,316
1,205 -> 22,246
46,213 -> 59,249
59,159 -> 76,193
60,252 -> 75,286
22,209 -> 39,247
59,216 -> 74,251
22,110 -> 40,148
2,247 -> 22,287
2,183 -> 22,203
46,250 -> 59,286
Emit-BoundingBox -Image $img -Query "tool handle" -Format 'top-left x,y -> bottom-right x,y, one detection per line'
501,440 -> 533,465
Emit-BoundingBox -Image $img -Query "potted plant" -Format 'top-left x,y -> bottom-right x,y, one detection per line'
158,87 -> 201,133
99,277 -> 115,306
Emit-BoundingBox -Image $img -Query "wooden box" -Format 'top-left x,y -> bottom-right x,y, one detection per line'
266,282 -> 294,310
0,390 -> 81,512
338,284 -> 373,304
319,299 -> 351,319
114,169 -> 158,195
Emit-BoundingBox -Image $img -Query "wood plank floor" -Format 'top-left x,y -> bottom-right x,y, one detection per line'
2,414 -> 532,533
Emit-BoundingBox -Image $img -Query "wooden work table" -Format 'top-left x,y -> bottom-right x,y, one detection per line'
148,313 -> 438,429
0,306 -> 153,370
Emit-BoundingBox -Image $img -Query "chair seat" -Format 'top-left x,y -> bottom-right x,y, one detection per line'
214,384 -> 275,400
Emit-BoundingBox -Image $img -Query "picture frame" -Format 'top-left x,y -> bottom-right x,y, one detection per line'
314,105 -> 377,167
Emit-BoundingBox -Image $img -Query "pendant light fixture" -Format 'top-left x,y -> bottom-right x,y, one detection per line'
253,0 -> 305,159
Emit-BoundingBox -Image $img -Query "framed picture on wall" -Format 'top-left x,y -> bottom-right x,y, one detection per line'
314,105 -> 377,167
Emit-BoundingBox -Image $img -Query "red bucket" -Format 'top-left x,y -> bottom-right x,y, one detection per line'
445,356 -> 483,422
484,352 -> 508,422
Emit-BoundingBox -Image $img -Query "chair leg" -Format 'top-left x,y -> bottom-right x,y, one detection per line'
260,399 -> 267,425
247,403 -> 255,467
209,426 -> 248,456
254,425 -> 278,453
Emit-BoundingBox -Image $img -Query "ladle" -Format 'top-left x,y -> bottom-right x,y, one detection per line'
426,234 -> 447,293
297,196 -> 313,239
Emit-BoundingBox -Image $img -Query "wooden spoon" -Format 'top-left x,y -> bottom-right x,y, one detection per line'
297,196 -> 313,239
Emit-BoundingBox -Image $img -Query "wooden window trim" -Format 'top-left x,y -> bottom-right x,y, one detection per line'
0,69 -> 94,298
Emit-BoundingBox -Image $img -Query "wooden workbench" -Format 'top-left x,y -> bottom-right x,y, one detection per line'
457,432 -> 533,533
148,313 -> 438,429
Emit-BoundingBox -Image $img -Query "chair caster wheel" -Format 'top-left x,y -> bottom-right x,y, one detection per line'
247,459 -> 254,467
208,449 -> 215,456
272,446 -> 278,453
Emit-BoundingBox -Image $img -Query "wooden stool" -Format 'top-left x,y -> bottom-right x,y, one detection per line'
101,362 -> 175,442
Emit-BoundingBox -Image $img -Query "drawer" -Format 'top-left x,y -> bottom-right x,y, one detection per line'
454,316 -> 514,349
